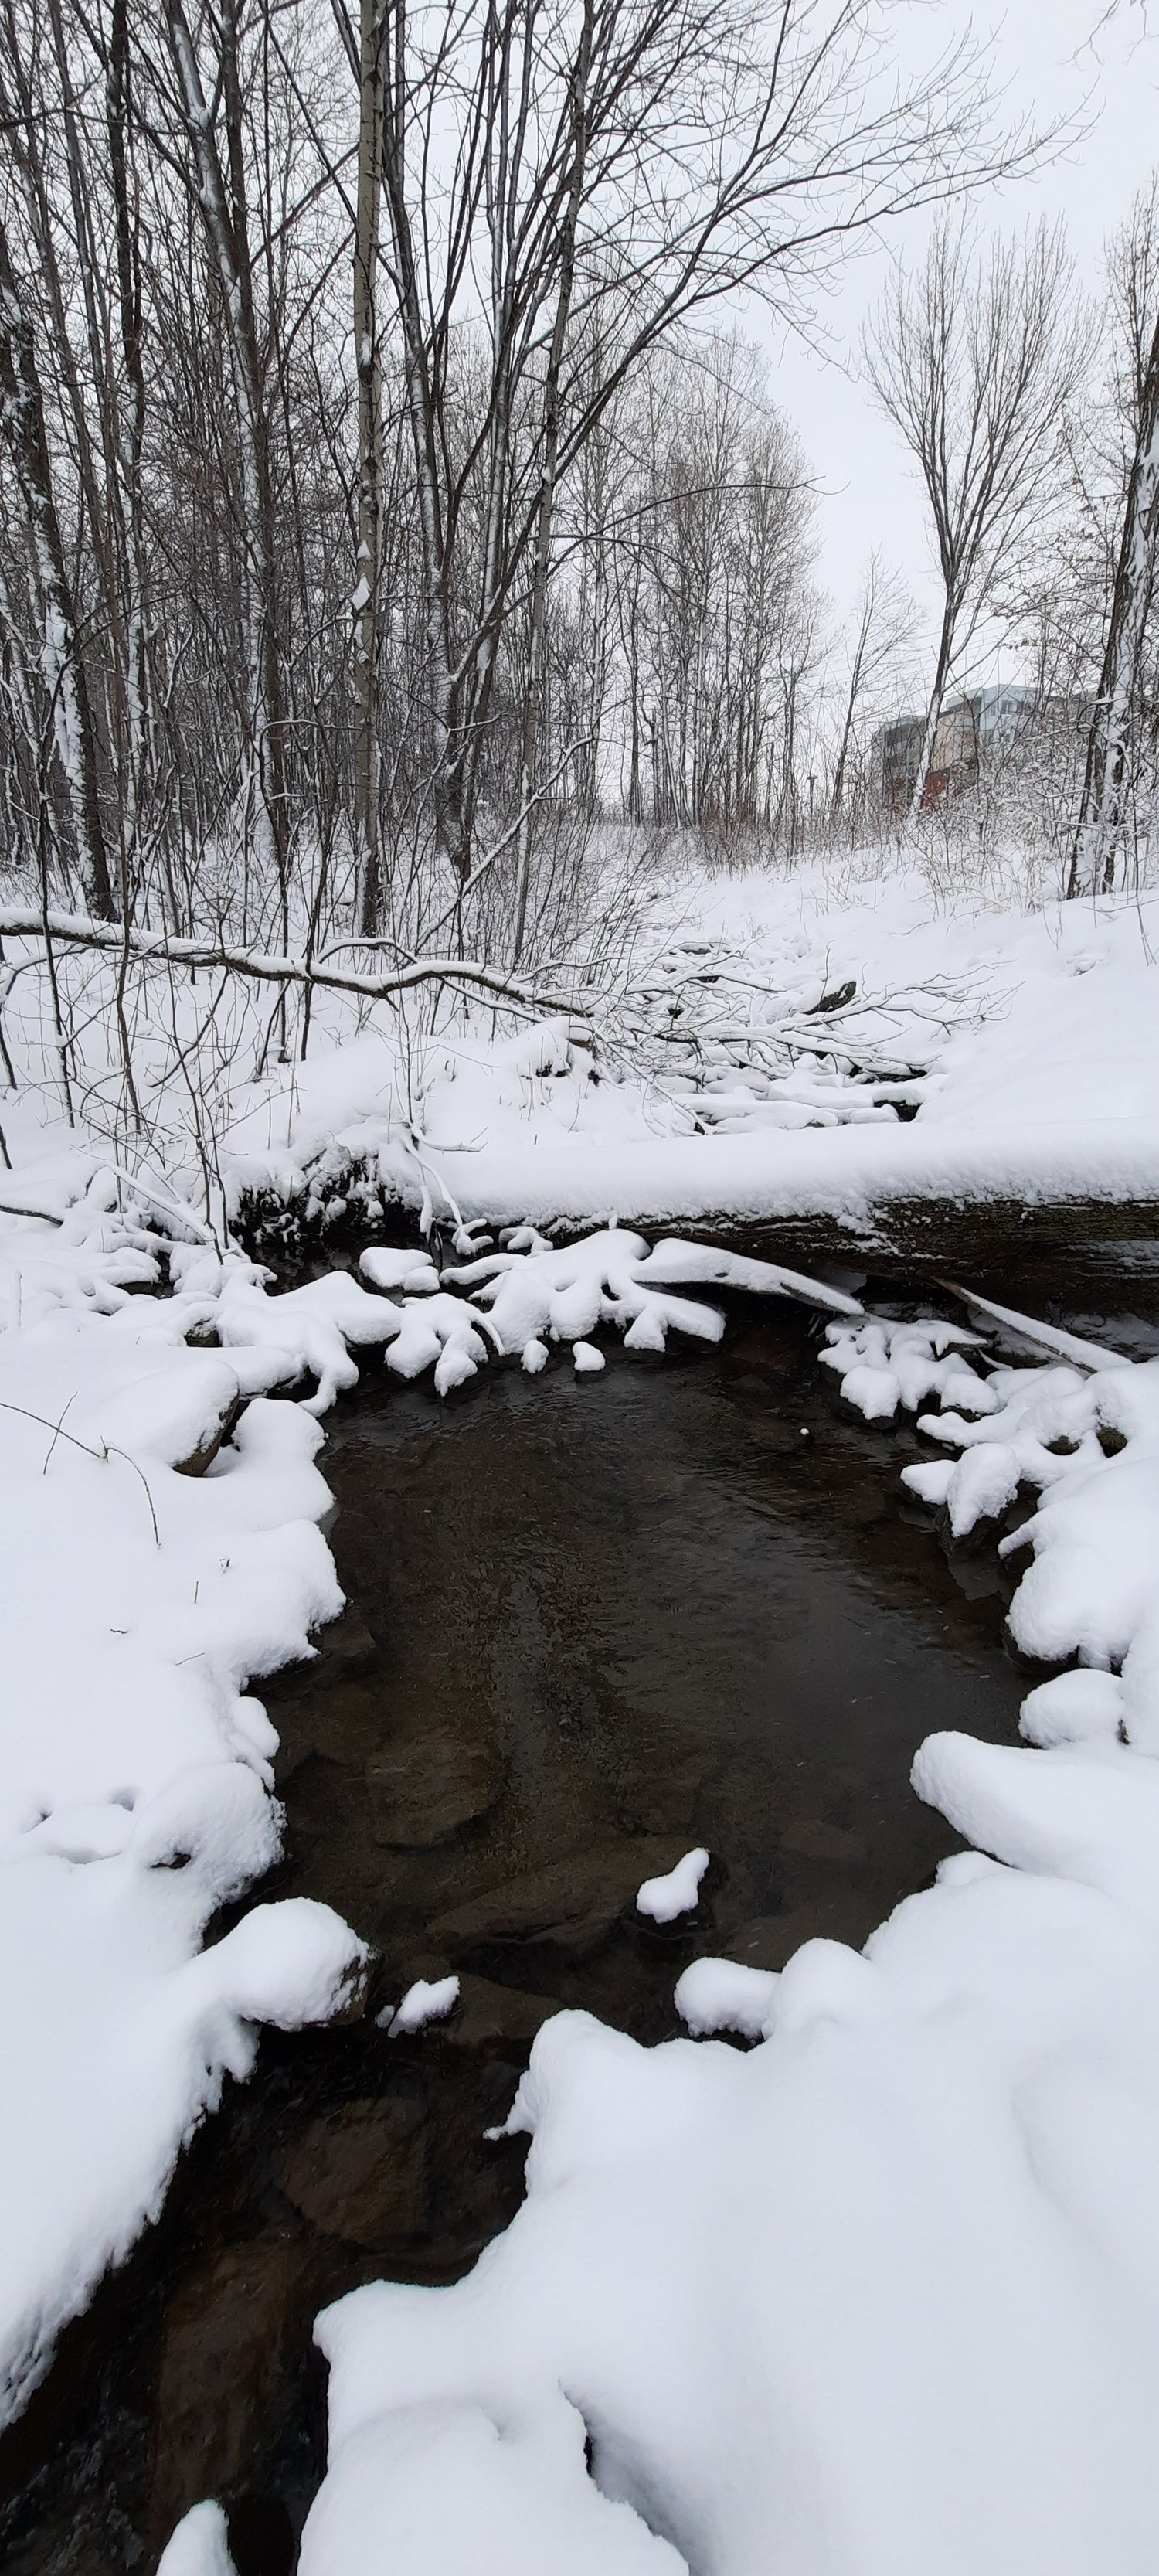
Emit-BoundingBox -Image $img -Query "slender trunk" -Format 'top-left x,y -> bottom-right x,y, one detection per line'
831,614 -> 870,822
908,596 -> 957,822
512,0 -> 593,964
107,0 -> 151,885
382,0 -> 463,880
355,0 -> 386,931
165,0 -> 291,961
0,219 -> 114,917
1068,315 -> 1159,897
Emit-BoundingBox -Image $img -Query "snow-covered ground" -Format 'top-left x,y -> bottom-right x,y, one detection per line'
220,859 -> 1159,1234
3,851 -> 1159,2565
3,857 -> 1157,1245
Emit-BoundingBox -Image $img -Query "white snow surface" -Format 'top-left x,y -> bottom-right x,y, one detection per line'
157,2501 -> 238,2576
0,1193 -> 372,2431
636,1847 -> 710,1922
192,862 -> 1159,1240
379,1976 -> 461,2038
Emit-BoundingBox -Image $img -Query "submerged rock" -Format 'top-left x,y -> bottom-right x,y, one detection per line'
365,1726 -> 507,1846
274,2097 -> 428,2249
427,1836 -> 690,1958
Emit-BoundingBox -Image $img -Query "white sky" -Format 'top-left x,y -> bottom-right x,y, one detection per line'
742,1 -> 1158,699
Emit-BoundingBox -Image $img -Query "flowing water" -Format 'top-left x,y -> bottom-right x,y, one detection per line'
5,1278 -> 1149,2574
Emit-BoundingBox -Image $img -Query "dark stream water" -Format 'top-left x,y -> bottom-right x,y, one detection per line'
0,1286 -> 1114,2573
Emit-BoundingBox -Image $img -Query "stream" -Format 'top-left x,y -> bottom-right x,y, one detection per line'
4,1269 -> 1151,2575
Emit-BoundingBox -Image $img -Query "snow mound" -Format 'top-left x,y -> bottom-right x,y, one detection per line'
0,1277 -> 369,2431
158,2501 -> 238,2576
379,1975 -> 461,2037
637,1847 -> 709,1921
297,2390 -> 688,2576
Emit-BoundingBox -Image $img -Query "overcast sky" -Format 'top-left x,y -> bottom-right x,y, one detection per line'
742,1 -> 1157,701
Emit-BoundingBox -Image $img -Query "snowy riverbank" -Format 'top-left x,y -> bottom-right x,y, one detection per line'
2,852 -> 1159,2567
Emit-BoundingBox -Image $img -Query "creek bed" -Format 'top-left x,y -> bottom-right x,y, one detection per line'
3,1281 -> 1133,2574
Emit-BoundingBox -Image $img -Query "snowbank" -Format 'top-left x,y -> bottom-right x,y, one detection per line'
0,1189 -> 369,2429
206,866 -> 1159,1254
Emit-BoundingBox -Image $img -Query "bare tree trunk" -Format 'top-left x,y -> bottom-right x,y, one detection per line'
165,0 -> 291,958
1068,312 -> 1159,896
831,608 -> 871,823
512,0 -> 594,965
908,597 -> 957,820
107,0 -> 152,891
354,0 -> 386,931
0,218 -> 114,918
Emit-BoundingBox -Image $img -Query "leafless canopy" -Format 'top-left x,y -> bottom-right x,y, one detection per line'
865,219 -> 1094,817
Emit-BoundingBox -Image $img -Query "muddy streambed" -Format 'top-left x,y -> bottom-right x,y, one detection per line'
4,1284 -> 1133,2574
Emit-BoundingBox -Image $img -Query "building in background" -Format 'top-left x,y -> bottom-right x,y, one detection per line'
876,683 -> 1038,810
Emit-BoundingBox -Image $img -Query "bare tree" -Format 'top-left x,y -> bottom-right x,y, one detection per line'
828,552 -> 916,825
161,0 -> 294,955
1069,181 -> 1159,893
866,219 -> 1093,820
0,216 -> 115,917
359,0 -> 1026,917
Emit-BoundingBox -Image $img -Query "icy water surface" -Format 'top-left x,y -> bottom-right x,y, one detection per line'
0,1299 -> 1045,2571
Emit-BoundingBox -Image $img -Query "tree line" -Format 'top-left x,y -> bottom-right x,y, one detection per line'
0,0 -> 1153,1005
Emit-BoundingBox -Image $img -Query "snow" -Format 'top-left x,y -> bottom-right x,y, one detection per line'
5,850 -> 1159,2562
441,1230 -> 858,1365
301,1829 -> 1159,2576
672,1956 -> 779,2040
379,1975 -> 461,2037
297,2385 -> 686,2576
192,863 -> 1159,1244
0,1192 -> 369,2431
158,2501 -> 237,2576
636,1847 -> 709,1922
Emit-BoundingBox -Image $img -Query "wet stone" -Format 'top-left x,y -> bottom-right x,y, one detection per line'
365,1727 -> 507,1846
274,2097 -> 428,2248
149,2237 -> 319,2547
427,1836 -> 690,1959
442,1974 -> 560,2050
